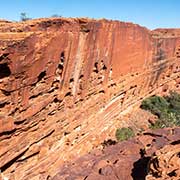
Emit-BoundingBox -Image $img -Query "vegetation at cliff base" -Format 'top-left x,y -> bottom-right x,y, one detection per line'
115,127 -> 135,141
141,91 -> 180,129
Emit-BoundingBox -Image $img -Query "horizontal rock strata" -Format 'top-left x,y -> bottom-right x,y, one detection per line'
0,18 -> 179,179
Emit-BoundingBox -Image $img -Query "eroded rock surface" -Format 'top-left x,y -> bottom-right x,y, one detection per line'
146,144 -> 180,180
0,18 -> 180,179
52,128 -> 180,180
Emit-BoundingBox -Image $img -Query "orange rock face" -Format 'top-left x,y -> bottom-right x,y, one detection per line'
0,18 -> 180,179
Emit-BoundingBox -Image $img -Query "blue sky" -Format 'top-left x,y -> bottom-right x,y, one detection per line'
0,0 -> 180,29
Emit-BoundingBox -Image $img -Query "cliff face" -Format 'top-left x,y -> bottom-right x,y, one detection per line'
0,18 -> 180,179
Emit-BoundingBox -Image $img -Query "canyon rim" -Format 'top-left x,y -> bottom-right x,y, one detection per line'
0,17 -> 180,179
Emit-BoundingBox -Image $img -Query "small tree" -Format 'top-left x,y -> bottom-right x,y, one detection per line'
20,12 -> 31,21
141,92 -> 180,129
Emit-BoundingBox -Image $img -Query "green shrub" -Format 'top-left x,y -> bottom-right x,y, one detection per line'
141,91 -> 180,129
115,127 -> 135,141
165,91 -> 180,110
141,96 -> 169,117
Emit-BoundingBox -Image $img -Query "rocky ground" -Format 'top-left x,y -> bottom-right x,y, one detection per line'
52,127 -> 180,180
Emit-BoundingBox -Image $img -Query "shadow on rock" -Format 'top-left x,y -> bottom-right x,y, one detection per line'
131,156 -> 150,180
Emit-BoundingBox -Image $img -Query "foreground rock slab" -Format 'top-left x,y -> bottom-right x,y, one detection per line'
53,128 -> 180,180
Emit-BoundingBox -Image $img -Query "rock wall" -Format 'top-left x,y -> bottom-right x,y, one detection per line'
0,18 -> 180,179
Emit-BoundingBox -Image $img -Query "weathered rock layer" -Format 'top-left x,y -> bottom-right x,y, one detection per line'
0,18 -> 180,179
52,128 -> 180,180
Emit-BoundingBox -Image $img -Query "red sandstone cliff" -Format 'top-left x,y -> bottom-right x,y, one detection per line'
0,18 -> 180,179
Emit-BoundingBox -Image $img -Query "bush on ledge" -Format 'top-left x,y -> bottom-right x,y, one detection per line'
141,91 -> 180,129
115,127 -> 135,141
